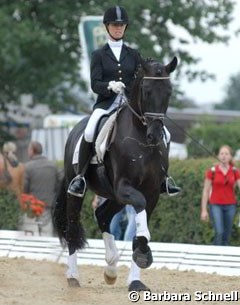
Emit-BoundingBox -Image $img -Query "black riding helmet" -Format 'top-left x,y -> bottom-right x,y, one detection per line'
103,6 -> 128,41
103,6 -> 129,25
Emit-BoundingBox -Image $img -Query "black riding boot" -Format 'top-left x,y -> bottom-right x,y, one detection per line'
160,141 -> 181,196
67,138 -> 93,197
160,176 -> 181,196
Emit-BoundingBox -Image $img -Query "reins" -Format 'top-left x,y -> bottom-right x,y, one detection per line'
125,73 -> 220,162
124,76 -> 170,126
165,114 -> 221,162
124,73 -> 221,162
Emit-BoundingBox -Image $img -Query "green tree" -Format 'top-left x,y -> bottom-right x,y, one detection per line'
0,0 -> 236,112
214,72 -> 240,110
0,1 -> 85,112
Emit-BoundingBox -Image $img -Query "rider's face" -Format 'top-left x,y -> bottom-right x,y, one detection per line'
107,23 -> 127,40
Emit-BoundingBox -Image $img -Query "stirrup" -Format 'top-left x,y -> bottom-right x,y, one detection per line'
166,176 -> 181,197
67,175 -> 86,198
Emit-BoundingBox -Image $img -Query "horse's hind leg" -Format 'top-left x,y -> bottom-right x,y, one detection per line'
66,194 -> 87,287
66,251 -> 80,287
95,199 -> 123,284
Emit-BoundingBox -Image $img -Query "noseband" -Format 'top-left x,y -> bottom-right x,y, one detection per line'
126,76 -> 170,126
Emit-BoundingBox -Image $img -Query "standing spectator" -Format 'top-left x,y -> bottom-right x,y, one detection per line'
91,194 -> 136,241
21,141 -> 60,236
0,141 -> 24,201
110,205 -> 136,241
201,145 -> 240,245
92,194 -> 106,211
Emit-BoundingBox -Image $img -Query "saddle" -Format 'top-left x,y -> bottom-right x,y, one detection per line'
94,111 -> 118,162
72,109 -> 120,165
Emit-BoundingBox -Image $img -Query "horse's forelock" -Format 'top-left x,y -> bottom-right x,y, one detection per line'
137,58 -> 164,79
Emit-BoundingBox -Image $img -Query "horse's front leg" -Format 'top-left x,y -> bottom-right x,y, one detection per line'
95,199 -> 123,284
102,232 -> 119,284
116,183 -> 153,269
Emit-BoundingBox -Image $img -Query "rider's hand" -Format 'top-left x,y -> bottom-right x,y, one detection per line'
108,81 -> 126,94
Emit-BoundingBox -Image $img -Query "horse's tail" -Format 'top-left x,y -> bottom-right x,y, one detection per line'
53,175 -> 87,250
52,176 -> 68,246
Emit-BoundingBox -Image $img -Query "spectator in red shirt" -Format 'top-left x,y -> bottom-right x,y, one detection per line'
201,145 -> 240,245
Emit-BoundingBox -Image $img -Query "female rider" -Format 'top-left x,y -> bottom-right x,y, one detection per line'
68,6 -> 181,198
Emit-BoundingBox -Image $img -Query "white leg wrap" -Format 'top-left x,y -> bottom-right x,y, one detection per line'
104,265 -> 118,279
66,252 -> 79,279
135,210 -> 151,241
103,232 -> 120,265
127,259 -> 141,285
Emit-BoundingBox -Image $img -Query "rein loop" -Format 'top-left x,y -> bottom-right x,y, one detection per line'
143,76 -> 170,80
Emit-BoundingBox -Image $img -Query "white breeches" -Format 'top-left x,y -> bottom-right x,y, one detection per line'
84,95 -> 171,144
84,95 -> 123,143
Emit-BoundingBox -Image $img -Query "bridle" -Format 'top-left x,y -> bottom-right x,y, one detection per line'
125,76 -> 170,126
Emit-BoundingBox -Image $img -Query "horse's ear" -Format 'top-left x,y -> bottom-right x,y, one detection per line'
165,56 -> 178,74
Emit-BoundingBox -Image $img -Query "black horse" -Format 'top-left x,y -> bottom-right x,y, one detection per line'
53,56 -> 178,289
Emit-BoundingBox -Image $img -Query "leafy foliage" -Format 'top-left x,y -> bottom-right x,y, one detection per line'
1,159 -> 240,245
0,0 -> 236,112
0,1 -> 84,111
80,159 -> 240,246
214,72 -> 240,110
0,189 -> 21,230
186,118 -> 240,158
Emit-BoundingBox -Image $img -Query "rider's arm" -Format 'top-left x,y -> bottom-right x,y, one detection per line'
200,178 -> 211,222
90,50 -> 114,97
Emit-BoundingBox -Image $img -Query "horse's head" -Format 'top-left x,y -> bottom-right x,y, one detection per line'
132,56 -> 177,145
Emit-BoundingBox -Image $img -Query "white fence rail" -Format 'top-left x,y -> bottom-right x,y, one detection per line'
1,230 -> 240,276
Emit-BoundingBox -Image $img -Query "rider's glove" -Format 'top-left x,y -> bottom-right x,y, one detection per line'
108,81 -> 126,94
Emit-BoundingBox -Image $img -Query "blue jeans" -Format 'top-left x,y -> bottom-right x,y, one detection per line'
110,208 -> 126,240
209,204 -> 236,246
110,205 -> 136,241
123,205 -> 136,241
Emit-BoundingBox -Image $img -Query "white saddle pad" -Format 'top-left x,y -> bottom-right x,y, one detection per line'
95,112 -> 117,162
72,112 -> 117,164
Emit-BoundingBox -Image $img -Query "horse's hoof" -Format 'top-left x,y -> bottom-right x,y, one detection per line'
67,278 -> 80,287
128,280 -> 150,292
132,246 -> 153,268
104,265 -> 117,285
104,271 -> 117,285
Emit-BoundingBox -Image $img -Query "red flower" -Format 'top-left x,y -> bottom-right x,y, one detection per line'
20,193 -> 46,218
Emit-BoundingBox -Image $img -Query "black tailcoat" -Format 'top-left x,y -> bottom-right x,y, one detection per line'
90,43 -> 141,110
